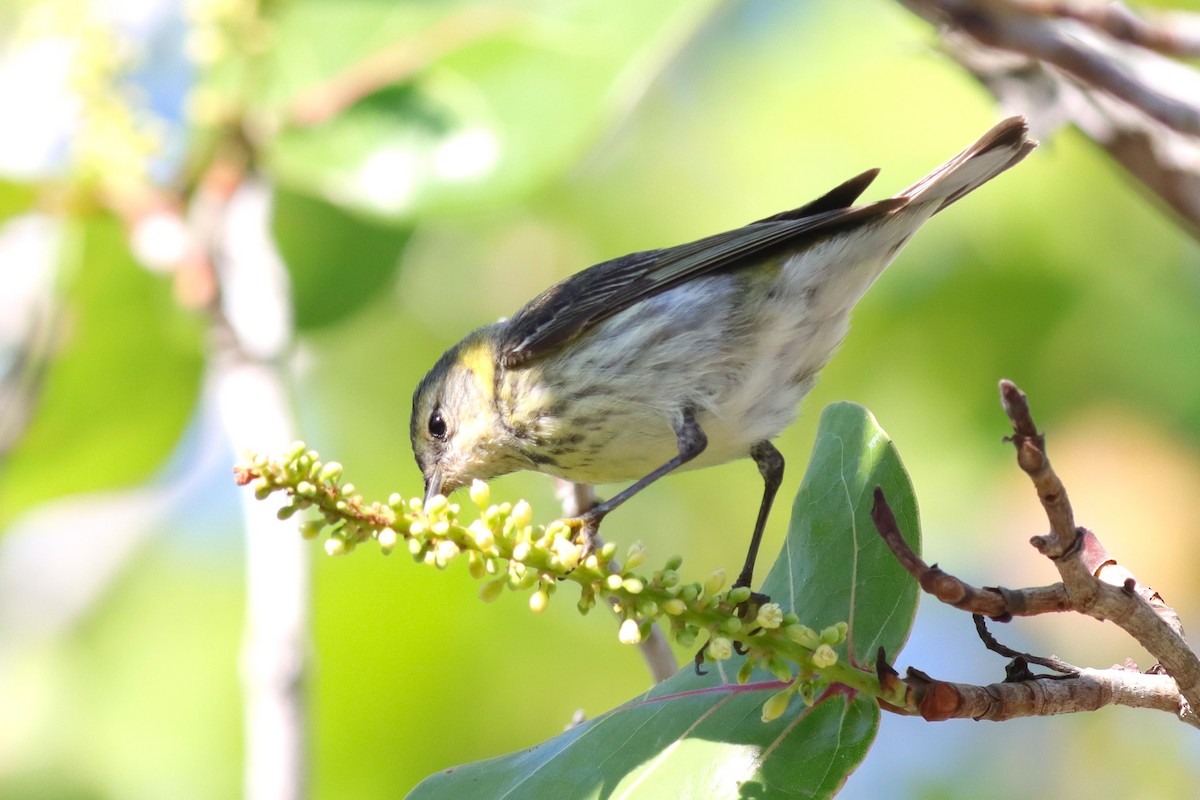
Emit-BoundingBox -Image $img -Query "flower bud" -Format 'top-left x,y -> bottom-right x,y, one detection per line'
530,587 -> 550,613
424,494 -> 449,516
662,598 -> 687,616
755,604 -> 784,630
811,644 -> 838,668
479,579 -> 505,603
469,480 -> 490,509
707,637 -> 734,661
785,625 -> 820,649
324,538 -> 346,557
618,618 -> 642,644
511,499 -> 533,529
761,689 -> 792,723
704,569 -> 726,597
318,461 -> 344,483
377,528 -> 398,553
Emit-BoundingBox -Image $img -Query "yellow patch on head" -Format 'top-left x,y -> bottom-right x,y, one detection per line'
459,336 -> 496,395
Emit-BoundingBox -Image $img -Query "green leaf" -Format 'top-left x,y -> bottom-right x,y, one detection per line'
773,401 -> 922,664
263,0 -> 715,216
270,186 -> 413,330
408,402 -> 920,800
0,214 -> 204,526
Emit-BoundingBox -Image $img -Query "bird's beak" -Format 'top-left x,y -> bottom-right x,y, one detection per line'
423,468 -> 444,509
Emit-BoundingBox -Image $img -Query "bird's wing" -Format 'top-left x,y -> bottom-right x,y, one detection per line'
498,169 -> 902,367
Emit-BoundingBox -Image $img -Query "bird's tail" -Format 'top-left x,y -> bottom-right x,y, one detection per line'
899,117 -> 1037,214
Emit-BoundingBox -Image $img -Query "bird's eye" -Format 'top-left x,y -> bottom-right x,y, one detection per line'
428,409 -> 448,441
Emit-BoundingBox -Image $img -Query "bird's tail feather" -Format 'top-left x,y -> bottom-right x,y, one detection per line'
899,117 -> 1037,214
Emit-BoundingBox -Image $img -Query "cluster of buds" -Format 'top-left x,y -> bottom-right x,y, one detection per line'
235,443 -> 887,722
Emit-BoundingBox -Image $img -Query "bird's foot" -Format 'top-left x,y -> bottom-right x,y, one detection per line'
559,511 -> 603,566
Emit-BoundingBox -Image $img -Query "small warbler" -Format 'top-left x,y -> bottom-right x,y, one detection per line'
412,117 -> 1035,591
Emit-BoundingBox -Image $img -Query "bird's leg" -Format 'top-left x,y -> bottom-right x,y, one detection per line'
567,407 -> 707,560
738,440 -> 785,592
724,441 -> 783,659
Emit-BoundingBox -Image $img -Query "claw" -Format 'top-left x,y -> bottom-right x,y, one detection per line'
692,647 -> 708,676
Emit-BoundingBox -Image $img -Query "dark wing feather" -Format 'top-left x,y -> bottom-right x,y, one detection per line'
499,169 -> 898,367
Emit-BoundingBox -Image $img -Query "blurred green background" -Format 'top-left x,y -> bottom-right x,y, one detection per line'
2,0 -> 1199,797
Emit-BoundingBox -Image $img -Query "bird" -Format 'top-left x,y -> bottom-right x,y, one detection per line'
411,117 -> 1035,593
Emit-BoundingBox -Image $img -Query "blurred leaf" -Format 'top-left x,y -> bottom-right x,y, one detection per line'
0,179 -> 37,221
270,186 -> 413,329
263,0 -> 715,215
409,402 -> 920,800
0,215 -> 204,527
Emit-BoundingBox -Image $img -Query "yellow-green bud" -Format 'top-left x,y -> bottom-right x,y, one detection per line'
431,520 -> 450,536
662,598 -> 687,616
512,542 -> 531,562
434,540 -> 460,566
467,552 -> 485,578
707,637 -> 734,661
761,689 -> 792,723
622,577 -> 645,594
480,579 -> 505,603
786,625 -> 820,649
665,555 -> 683,571
377,528 -> 398,552
600,542 -> 618,560
424,494 -> 449,516
605,574 -> 624,591
736,659 -> 754,685
618,618 -> 643,645
624,543 -> 646,570
469,480 -> 490,509
296,481 -> 316,497
551,538 -> 582,571
530,587 -> 550,613
727,585 -> 752,605
704,569 -> 726,597
324,538 -> 347,557
755,604 -> 784,630
299,520 -> 323,540
318,461 -> 344,483
767,657 -> 793,683
720,617 -> 742,635
286,441 -> 307,460
388,492 -> 404,509
635,600 -> 657,618
675,627 -> 697,648
511,499 -> 533,529
340,483 -> 356,496
820,625 -> 842,645
811,643 -> 838,668
468,520 -> 495,551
